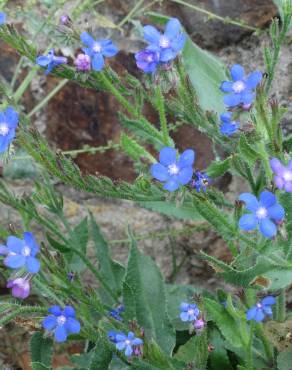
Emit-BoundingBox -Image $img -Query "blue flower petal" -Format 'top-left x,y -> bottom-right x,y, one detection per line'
238,214 -> 257,231
132,338 -> 143,346
159,147 -> 177,166
178,149 -> 195,167
220,122 -> 238,136
125,344 -> 133,357
54,324 -> 68,342
163,179 -> 180,192
178,166 -> 193,185
80,31 -> 95,47
127,332 -> 135,340
259,191 -> 276,208
245,71 -> 262,89
262,306 -> 273,316
164,18 -> 181,39
91,53 -> 104,71
220,82 -> 233,93
150,163 -> 169,181
7,236 -> 23,253
116,334 -> 127,342
26,256 -> 40,273
171,33 -> 186,52
116,341 -> 126,350
246,306 -> 257,320
180,311 -> 189,321
23,232 -> 39,256
4,254 -> 25,269
239,193 -> 259,212
0,12 -> 6,24
230,64 -> 244,81
254,309 -> 265,322
65,318 -> 80,334
102,42 -> 118,57
36,55 -> 51,67
143,25 -> 161,44
220,112 -> 233,123
259,218 -> 277,238
261,296 -> 276,306
267,204 -> 285,221
160,48 -> 177,62
5,107 -> 19,127
180,302 -> 189,311
63,306 -> 75,317
223,93 -> 241,107
42,315 -> 57,330
49,305 -> 62,316
0,245 -> 7,255
241,90 -> 255,104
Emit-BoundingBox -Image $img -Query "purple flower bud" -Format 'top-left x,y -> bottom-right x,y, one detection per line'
270,158 -> 292,193
60,14 -> 70,25
7,278 -> 30,299
193,318 -> 205,331
74,53 -> 91,72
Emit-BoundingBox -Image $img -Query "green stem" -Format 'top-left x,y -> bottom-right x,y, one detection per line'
246,321 -> 254,370
170,0 -> 259,32
255,324 -> 274,363
13,66 -> 38,103
28,79 -> 69,118
155,84 -> 170,146
277,289 -> 286,322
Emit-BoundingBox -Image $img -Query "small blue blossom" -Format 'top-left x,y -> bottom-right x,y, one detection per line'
246,296 -> 276,322
135,49 -> 160,73
109,304 -> 124,321
151,147 -> 195,192
220,64 -> 262,107
270,157 -> 292,193
108,330 -> 120,343
42,305 -> 81,342
36,49 -> 67,75
238,190 -> 285,238
0,232 -> 40,273
192,171 -> 211,192
0,106 -> 19,153
143,18 -> 186,63
0,12 -> 6,24
80,32 -> 118,71
115,331 -> 143,357
220,112 -> 239,136
179,302 -> 200,322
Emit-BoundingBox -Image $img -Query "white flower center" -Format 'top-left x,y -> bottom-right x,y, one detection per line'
159,35 -> 170,48
256,207 -> 268,219
0,123 -> 9,136
256,303 -> 262,308
146,54 -> 154,62
57,315 -> 67,325
168,163 -> 179,175
188,309 -> 195,315
125,339 -> 131,345
232,80 -> 246,93
21,246 -> 31,257
92,42 -> 102,53
283,170 -> 292,181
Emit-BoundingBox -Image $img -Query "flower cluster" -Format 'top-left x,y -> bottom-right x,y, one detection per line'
108,304 -> 124,321
0,232 -> 40,299
0,106 -> 19,153
42,305 -> 81,342
246,296 -> 276,322
191,171 -> 211,192
219,64 -> 262,136
36,49 -> 68,75
238,190 -> 285,238
108,330 -> 143,357
179,302 -> 205,332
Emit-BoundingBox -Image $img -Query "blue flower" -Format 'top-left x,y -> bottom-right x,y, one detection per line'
270,157 -> 292,193
42,305 -> 81,342
179,302 -> 200,322
238,191 -> 285,238
0,232 -> 40,273
151,147 -> 195,192
135,49 -> 160,73
220,112 -> 239,136
80,32 -> 118,71
0,12 -> 6,24
109,304 -> 124,321
220,64 -> 262,107
143,18 -> 186,63
36,49 -> 67,75
0,106 -> 19,153
115,331 -> 143,357
246,296 -> 276,322
192,171 -> 210,192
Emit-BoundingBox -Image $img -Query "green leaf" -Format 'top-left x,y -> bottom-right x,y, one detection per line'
206,157 -> 231,178
88,340 -> 112,370
90,214 -> 125,297
277,350 -> 292,370
67,217 -> 89,271
143,340 -> 178,370
238,135 -> 259,166
120,133 -> 156,163
182,38 -> 228,116
29,332 -> 53,368
31,363 -> 52,370
122,233 -> 175,354
109,357 -> 131,369
175,331 -> 208,369
209,328 -> 233,370
46,233 -> 70,253
204,298 -> 243,348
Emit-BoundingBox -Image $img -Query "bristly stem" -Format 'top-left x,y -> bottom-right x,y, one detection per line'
155,84 -> 171,146
277,288 -> 286,322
